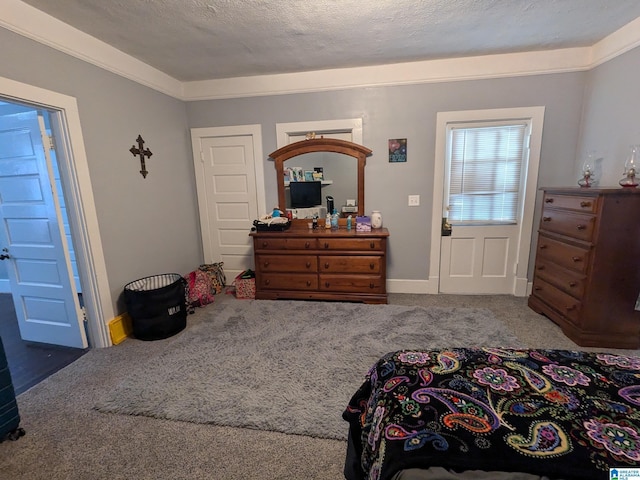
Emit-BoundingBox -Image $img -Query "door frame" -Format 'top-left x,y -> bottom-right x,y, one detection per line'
428,106 -> 545,296
276,118 -> 363,147
190,124 -> 266,265
0,75 -> 113,348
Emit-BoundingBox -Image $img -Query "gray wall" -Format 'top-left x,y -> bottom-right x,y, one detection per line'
0,28 -> 202,313
578,47 -> 640,186
187,73 -> 586,280
3,21 -> 638,308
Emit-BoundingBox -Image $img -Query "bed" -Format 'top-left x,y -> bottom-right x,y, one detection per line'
343,348 -> 640,480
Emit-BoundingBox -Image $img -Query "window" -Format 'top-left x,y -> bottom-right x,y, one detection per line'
446,121 -> 530,225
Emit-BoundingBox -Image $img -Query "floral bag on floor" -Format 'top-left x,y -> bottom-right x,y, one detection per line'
184,269 -> 215,311
198,262 -> 226,294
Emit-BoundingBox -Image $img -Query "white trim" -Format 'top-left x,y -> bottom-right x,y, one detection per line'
183,48 -> 591,101
0,75 -> 114,348
190,124 -> 266,262
430,106 -> 545,297
591,16 -> 640,67
2,0 -> 639,100
1,0 -> 182,99
386,279 -> 437,295
275,118 -> 363,148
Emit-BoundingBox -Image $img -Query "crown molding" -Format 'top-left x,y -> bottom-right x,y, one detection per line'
1,0 -> 183,99
182,48 -> 591,101
2,0 -> 639,101
590,15 -> 640,67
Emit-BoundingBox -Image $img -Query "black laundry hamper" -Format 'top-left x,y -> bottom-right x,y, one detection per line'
124,273 -> 187,341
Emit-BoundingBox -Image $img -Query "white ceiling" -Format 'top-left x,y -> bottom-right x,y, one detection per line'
16,0 -> 640,83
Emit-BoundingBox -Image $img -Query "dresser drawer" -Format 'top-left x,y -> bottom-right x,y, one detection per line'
254,237 -> 317,251
319,274 -> 385,293
259,273 -> 318,291
531,277 -> 581,325
533,259 -> 586,299
319,255 -> 381,274
542,193 -> 598,213
318,238 -> 384,251
256,254 -> 317,273
536,234 -> 591,274
539,209 -> 596,241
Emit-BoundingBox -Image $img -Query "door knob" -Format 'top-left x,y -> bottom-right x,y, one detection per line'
0,248 -> 9,260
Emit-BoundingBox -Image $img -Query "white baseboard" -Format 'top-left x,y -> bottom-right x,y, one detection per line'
514,277 -> 529,297
0,279 -> 9,293
387,278 -> 438,295
387,277 -> 532,296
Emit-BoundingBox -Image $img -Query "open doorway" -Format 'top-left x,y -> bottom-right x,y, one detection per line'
0,100 -> 89,392
0,75 -> 114,351
0,102 -> 86,347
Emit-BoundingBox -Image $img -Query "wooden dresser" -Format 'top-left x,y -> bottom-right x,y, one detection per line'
250,226 -> 389,304
528,187 -> 640,348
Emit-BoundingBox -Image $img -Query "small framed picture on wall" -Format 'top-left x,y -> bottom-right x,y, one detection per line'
304,170 -> 314,182
389,138 -> 407,163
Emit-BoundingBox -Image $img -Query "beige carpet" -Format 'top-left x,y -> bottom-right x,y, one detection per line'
1,293 -> 637,480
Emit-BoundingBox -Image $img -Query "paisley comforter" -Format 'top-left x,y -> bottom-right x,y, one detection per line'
343,348 -> 640,480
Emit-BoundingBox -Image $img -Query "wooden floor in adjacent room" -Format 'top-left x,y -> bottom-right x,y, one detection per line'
0,293 -> 88,395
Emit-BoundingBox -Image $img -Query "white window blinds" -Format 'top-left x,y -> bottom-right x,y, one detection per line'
447,123 -> 528,224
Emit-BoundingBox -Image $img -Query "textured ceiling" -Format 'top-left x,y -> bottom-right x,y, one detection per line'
18,0 -> 640,82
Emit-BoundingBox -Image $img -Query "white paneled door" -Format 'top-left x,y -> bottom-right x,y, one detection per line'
439,225 -> 519,294
191,126 -> 265,281
432,107 -> 545,296
0,111 -> 86,348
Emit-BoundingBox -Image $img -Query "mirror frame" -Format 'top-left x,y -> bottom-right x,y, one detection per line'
269,138 -> 372,217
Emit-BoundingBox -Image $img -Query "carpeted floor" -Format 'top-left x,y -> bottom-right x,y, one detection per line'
1,293 -> 638,480
94,301 -> 521,440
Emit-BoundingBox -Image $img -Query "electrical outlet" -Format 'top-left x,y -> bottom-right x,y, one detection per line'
408,195 -> 420,206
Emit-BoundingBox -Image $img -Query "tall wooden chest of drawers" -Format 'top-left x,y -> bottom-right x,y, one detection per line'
528,187 -> 640,348
250,227 -> 389,304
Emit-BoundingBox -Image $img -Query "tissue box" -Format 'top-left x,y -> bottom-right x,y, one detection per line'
356,216 -> 371,232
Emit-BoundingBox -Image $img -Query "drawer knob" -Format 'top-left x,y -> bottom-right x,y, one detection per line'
569,281 -> 577,287
324,262 -> 329,269
542,216 -> 551,222
539,244 -> 548,250
566,305 -> 577,311
580,201 -> 591,208
537,265 -> 545,270
263,261 -> 270,267
545,198 -> 554,203
370,242 -> 375,248
305,241 -> 310,248
306,280 -> 312,287
306,261 -> 311,268
265,279 -> 270,285
324,242 -> 329,249
370,263 -> 375,270
534,286 -> 542,291
369,283 -> 375,289
572,256 -> 582,262
576,224 -> 586,230
262,241 -> 268,248
325,281 -> 330,288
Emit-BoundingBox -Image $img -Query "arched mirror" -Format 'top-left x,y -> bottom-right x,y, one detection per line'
269,138 -> 372,218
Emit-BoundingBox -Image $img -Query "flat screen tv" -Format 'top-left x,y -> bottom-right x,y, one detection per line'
289,181 -> 322,208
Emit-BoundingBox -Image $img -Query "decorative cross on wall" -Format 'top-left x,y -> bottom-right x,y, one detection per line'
129,134 -> 153,178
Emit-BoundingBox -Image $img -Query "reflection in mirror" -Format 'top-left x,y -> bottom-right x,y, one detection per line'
283,153 -> 357,213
